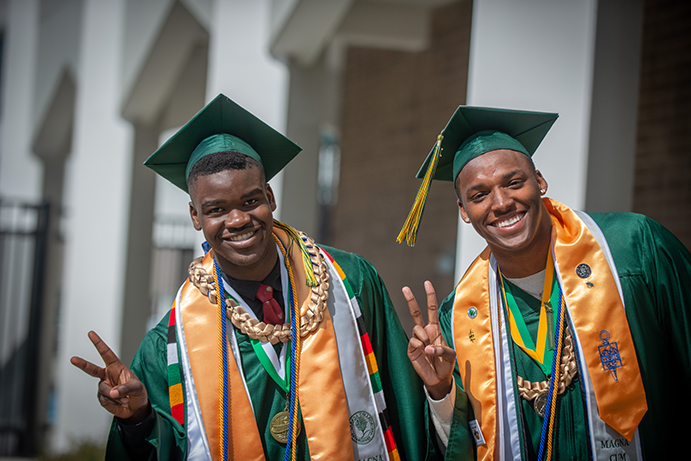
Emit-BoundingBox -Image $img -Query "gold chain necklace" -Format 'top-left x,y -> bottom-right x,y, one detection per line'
188,231 -> 329,344
516,326 -> 579,417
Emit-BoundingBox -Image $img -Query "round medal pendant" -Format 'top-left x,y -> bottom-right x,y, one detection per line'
270,410 -> 301,443
533,392 -> 548,418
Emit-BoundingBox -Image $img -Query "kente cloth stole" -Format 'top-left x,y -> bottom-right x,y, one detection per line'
166,302 -> 184,425
452,198 -> 647,460
169,227 -> 392,460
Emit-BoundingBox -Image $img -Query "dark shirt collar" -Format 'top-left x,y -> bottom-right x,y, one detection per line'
222,260 -> 283,318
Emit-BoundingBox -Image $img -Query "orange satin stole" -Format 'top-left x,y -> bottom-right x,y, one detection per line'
179,229 -> 355,460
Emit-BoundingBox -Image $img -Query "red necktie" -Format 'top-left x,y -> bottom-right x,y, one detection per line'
256,284 -> 284,324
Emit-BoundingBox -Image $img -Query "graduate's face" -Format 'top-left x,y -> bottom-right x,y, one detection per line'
189,166 -> 278,281
456,149 -> 551,264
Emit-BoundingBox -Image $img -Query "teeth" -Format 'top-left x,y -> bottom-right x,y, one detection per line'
494,214 -> 523,228
229,230 -> 255,242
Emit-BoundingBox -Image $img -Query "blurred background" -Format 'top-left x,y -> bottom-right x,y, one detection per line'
0,0 -> 688,457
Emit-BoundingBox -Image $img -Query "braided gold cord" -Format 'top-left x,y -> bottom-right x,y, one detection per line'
188,231 -> 330,345
516,326 -> 578,402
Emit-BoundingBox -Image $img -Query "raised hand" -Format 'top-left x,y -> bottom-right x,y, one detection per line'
70,331 -> 150,422
403,281 -> 456,400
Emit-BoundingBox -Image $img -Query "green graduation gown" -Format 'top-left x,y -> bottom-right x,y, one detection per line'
105,245 -> 436,461
439,212 -> 691,460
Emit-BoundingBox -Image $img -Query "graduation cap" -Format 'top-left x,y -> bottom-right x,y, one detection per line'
144,93 -> 302,193
397,105 -> 559,246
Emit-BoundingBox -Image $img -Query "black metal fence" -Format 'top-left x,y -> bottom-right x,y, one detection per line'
0,200 -> 49,456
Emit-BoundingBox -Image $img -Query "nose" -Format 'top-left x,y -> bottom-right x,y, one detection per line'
491,188 -> 513,214
225,208 -> 251,229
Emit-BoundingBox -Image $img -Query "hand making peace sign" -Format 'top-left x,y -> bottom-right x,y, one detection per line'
70,331 -> 150,423
403,280 -> 456,400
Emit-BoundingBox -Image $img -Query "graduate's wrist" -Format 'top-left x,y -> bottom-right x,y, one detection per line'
120,401 -> 152,425
426,377 -> 453,401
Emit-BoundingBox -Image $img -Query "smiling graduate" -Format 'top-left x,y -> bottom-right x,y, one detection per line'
399,106 -> 691,460
71,94 -> 434,461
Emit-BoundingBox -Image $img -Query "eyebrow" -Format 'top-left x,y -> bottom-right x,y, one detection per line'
502,169 -> 524,180
241,188 -> 265,199
201,199 -> 225,208
464,169 -> 525,193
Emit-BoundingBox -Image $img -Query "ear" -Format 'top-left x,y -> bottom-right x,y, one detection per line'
266,184 -> 277,212
458,199 -> 470,223
535,170 -> 548,195
189,201 -> 202,231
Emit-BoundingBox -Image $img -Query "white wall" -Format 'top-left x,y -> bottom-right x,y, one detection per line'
0,0 -> 41,202
154,128 -> 193,223
121,0 -> 173,105
33,0 -> 82,137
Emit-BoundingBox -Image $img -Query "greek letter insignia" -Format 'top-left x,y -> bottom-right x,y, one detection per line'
468,306 -> 478,319
576,263 -> 591,278
350,411 -> 376,445
469,329 -> 476,343
598,330 -> 622,381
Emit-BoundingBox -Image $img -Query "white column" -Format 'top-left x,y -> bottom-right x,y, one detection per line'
456,0 -> 599,279
206,0 -> 289,216
0,0 -> 41,201
53,0 -> 132,451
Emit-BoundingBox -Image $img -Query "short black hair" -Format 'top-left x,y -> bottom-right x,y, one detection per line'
187,151 -> 265,191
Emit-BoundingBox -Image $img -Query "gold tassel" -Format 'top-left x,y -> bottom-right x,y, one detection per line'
396,134 -> 443,246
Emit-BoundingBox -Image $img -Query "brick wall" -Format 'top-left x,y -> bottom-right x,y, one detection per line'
633,0 -> 691,249
331,0 -> 473,332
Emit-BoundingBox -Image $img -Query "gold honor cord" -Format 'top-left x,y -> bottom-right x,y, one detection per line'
397,134 -> 443,246
212,259 -> 229,461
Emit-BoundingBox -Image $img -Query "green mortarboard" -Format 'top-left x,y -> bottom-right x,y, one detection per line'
397,105 -> 558,246
144,93 -> 302,193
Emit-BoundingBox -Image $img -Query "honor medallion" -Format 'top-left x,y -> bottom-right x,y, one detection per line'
270,410 -> 301,443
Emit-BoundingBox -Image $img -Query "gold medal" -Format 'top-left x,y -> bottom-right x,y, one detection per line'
533,392 -> 548,418
270,409 -> 301,443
